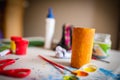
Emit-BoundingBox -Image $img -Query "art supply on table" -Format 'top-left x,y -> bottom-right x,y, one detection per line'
63,74 -> 79,80
0,49 -> 11,56
93,33 -> 111,59
28,40 -> 44,47
44,7 -> 55,49
0,45 -> 10,52
0,58 -> 31,78
56,24 -> 73,50
53,65 -> 64,74
10,36 -> 22,53
38,55 -> 88,77
71,27 -> 95,68
81,63 -> 97,73
92,56 -> 110,63
15,39 -> 29,55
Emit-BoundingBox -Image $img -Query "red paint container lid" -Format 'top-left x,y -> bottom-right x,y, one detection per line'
11,36 -> 22,41
15,39 -> 29,45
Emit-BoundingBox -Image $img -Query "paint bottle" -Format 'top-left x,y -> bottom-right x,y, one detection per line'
44,7 -> 55,49
15,39 -> 29,55
10,36 -> 22,53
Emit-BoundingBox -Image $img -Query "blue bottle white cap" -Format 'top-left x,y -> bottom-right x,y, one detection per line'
47,7 -> 54,18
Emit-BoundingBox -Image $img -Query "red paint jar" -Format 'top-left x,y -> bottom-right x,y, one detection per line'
15,39 -> 29,55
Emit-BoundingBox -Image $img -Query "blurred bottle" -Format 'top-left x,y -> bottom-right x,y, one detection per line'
44,7 -> 55,49
93,33 -> 112,59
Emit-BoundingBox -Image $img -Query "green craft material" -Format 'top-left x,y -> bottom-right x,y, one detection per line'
28,41 -> 44,47
63,75 -> 79,80
0,45 -> 10,52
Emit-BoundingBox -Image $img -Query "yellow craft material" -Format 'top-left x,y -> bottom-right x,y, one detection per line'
83,65 -> 97,72
10,36 -> 22,54
71,27 -> 95,68
83,66 -> 96,72
10,41 -> 16,53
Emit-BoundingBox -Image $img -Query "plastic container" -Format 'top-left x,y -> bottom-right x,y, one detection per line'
15,39 -> 29,55
44,7 -> 55,49
92,33 -> 111,59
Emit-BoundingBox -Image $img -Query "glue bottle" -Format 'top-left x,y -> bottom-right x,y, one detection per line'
44,7 -> 55,49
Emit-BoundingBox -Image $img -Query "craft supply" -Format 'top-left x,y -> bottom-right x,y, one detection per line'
71,27 -> 95,68
29,40 -> 44,47
56,24 -> 72,50
53,65 -> 64,74
0,49 -> 11,56
82,64 -> 97,73
0,45 -> 10,52
10,36 -> 22,53
15,39 -> 29,55
64,24 -> 72,50
93,33 -> 111,59
83,66 -> 96,72
39,55 -> 88,77
63,75 -> 79,80
72,70 -> 89,77
44,7 -> 55,49
92,56 -> 110,63
0,58 -> 31,78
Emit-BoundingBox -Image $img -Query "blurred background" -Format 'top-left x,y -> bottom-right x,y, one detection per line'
0,0 -> 120,50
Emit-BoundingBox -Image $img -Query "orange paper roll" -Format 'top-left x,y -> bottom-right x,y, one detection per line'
71,27 -> 95,68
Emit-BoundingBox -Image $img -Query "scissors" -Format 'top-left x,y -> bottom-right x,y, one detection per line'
0,58 -> 31,78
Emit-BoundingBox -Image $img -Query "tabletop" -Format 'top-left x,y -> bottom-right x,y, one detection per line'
0,47 -> 120,80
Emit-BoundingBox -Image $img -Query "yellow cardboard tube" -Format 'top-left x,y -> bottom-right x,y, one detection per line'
71,27 -> 95,68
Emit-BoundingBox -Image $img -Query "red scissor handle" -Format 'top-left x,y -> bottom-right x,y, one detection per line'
0,59 -> 15,70
0,69 -> 31,78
